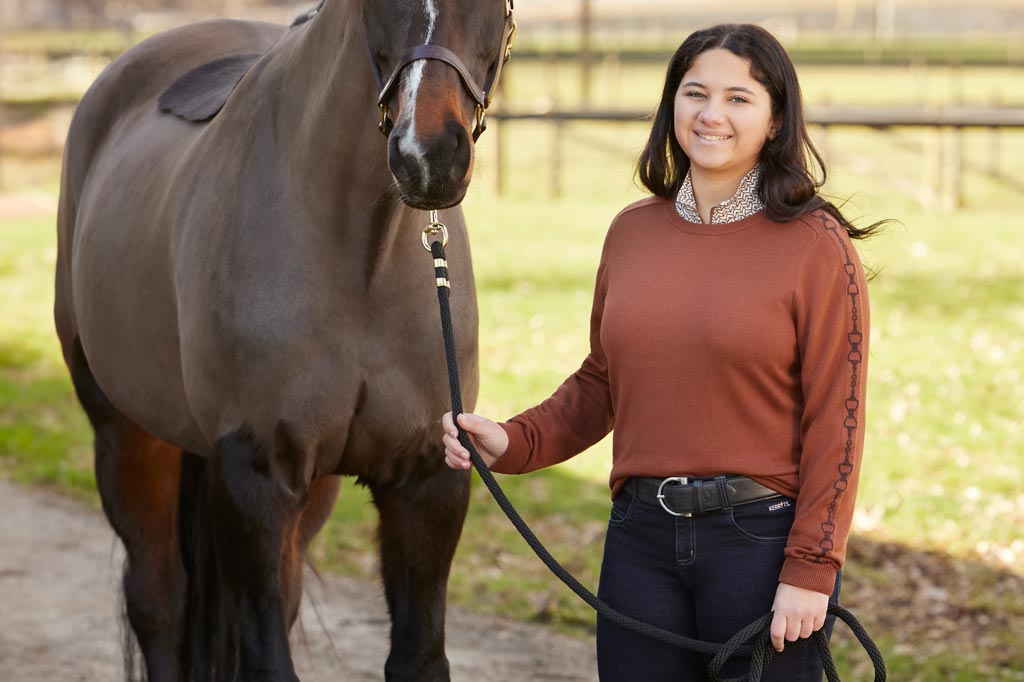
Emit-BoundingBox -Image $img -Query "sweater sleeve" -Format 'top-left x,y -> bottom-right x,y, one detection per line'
780,213 -> 870,595
490,238 -> 614,475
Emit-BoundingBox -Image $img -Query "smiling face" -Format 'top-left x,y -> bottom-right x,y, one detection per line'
673,48 -> 777,185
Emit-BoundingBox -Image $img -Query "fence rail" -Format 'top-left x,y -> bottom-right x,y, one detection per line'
489,105 -> 1024,128
2,101 -> 1021,208
487,105 -> 1024,208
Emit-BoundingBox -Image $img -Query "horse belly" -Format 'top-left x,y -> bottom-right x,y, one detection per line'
69,112 -> 207,451
62,21 -> 287,453
71,129 -> 203,451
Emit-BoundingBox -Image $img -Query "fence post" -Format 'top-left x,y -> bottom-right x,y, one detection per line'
580,0 -> 593,106
495,116 -> 506,196
988,92 -> 1002,178
946,66 -> 965,211
947,124 -> 963,211
925,123 -> 943,209
817,94 -> 831,167
494,79 -> 507,196
550,118 -> 564,199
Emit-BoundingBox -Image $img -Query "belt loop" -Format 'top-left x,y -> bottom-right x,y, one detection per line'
692,479 -> 704,515
715,475 -> 732,511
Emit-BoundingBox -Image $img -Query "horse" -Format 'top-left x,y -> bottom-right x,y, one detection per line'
53,1 -> 516,680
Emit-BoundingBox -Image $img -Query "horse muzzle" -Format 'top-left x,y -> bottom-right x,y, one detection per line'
387,117 -> 472,210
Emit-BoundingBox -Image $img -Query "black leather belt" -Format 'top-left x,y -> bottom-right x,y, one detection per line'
625,475 -> 781,517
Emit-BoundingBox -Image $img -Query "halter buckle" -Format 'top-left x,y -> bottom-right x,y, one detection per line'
473,105 -> 487,141
504,18 -> 518,64
378,103 -> 393,136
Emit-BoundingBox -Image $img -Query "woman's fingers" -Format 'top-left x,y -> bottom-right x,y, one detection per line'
770,583 -> 830,652
441,412 -> 466,469
441,411 -> 474,469
769,613 -> 787,652
441,412 -> 506,469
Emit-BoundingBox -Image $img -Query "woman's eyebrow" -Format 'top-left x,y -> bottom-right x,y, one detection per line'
681,81 -> 757,96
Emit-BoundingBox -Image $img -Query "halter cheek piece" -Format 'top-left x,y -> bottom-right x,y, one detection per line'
369,0 -> 516,141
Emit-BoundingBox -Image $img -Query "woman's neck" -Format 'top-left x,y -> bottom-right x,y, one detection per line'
690,167 -> 750,224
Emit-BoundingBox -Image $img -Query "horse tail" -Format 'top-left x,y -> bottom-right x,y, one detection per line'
178,451 -> 234,682
117,571 -> 144,682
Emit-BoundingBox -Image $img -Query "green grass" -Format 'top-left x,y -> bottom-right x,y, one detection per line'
2,58 -> 1023,679
0,216 -> 94,496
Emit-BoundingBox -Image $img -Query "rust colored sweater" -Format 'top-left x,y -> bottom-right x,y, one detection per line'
490,196 -> 870,594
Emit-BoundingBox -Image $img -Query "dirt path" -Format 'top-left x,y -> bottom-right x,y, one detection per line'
0,480 -> 598,681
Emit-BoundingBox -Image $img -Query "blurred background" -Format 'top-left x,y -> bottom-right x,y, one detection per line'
1,1 -> 1022,679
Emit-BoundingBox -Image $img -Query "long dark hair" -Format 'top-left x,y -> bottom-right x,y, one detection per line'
637,23 -> 884,240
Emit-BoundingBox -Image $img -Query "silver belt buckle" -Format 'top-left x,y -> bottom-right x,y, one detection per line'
656,477 -> 692,517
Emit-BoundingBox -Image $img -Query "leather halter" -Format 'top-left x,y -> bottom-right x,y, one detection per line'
369,0 -> 516,141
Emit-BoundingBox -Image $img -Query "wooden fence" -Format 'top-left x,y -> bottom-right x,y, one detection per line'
487,105 -> 1024,209
2,100 -> 1022,209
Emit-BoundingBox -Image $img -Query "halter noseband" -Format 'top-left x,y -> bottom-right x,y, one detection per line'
369,0 -> 516,141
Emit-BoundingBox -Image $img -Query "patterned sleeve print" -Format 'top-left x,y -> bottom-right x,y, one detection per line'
780,211 -> 870,596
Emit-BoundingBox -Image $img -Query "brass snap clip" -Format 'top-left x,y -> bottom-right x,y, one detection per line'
422,210 -> 449,251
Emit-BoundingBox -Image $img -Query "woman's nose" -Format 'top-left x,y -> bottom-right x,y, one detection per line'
698,99 -> 725,125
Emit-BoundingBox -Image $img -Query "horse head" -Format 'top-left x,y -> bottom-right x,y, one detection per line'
365,0 -> 515,209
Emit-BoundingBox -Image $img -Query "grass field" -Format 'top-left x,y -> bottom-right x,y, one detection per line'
2,57 -> 1023,679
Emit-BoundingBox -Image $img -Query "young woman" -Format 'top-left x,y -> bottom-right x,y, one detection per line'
443,23 -> 880,681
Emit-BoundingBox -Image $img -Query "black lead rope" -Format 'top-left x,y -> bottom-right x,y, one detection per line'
426,228 -> 886,682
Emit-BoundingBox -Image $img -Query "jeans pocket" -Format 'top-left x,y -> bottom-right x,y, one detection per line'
608,491 -> 636,528
728,496 -> 795,543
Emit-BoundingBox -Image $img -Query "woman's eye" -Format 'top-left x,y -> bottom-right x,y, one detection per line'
685,91 -> 706,99
730,96 -> 750,103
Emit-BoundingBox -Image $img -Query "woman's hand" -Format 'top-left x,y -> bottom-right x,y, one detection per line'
769,582 -> 830,652
441,412 -> 509,470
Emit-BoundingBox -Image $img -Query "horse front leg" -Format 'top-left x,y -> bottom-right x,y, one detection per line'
207,429 -> 303,682
370,460 -> 471,682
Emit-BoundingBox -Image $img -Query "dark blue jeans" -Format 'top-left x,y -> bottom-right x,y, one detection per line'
596,485 -> 841,682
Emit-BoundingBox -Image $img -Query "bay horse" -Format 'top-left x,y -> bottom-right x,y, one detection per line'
53,1 -> 515,680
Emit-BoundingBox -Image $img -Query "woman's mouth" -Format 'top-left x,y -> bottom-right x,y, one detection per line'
695,131 -> 731,142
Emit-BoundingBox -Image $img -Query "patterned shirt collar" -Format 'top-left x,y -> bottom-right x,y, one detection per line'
674,165 -> 764,224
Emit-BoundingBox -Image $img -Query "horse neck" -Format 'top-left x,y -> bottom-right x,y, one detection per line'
273,2 -> 393,201
239,0 -> 419,262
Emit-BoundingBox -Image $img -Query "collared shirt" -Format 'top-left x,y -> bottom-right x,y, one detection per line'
674,165 -> 764,224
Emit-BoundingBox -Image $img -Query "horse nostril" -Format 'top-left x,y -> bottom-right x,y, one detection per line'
446,120 -> 471,182
387,131 -> 418,185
